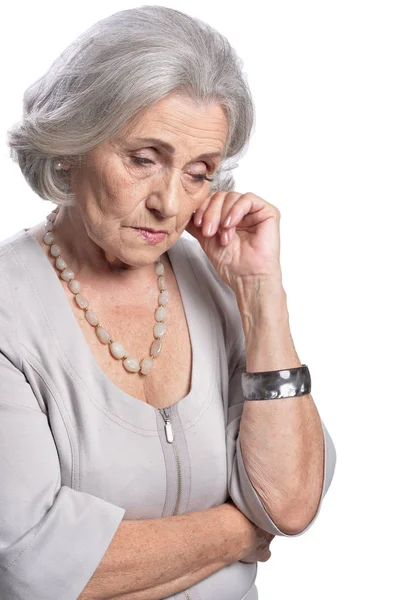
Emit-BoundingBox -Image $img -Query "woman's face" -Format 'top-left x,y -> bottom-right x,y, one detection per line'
68,93 -> 229,266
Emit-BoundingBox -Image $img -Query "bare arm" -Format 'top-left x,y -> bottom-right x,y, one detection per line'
78,502 -> 252,600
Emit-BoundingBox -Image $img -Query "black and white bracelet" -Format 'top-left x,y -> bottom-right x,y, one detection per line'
241,364 -> 311,400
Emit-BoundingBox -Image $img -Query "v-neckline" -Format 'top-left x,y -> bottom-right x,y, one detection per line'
19,226 -> 215,420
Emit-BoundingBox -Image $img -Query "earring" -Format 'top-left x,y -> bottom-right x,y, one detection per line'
54,161 -> 63,171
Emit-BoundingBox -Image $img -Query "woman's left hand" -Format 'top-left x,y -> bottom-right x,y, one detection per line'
184,191 -> 283,293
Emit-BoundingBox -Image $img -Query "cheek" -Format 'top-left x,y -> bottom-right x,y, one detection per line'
90,162 -> 144,213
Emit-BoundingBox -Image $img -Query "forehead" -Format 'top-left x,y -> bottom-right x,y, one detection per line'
118,93 -> 229,155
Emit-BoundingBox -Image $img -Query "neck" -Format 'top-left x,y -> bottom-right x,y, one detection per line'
42,205 -> 166,296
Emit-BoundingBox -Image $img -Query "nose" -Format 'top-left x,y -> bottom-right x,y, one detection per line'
146,167 -> 182,220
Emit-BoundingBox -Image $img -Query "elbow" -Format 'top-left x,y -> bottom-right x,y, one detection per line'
270,509 -> 314,536
257,485 -> 323,536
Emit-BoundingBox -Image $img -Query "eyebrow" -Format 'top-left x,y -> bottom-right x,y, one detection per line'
127,137 -> 222,160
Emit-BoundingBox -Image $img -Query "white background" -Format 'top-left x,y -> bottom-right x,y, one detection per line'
1,1 -> 398,598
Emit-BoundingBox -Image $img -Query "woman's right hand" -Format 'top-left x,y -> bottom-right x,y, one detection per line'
239,523 -> 275,564
225,499 -> 275,564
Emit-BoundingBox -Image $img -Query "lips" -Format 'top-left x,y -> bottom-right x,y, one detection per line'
135,227 -> 168,234
136,228 -> 167,244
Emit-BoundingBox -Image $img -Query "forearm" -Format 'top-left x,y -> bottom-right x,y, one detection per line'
78,503 -> 248,600
235,274 -> 325,534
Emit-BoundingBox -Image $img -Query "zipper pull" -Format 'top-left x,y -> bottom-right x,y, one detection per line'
159,407 -> 174,444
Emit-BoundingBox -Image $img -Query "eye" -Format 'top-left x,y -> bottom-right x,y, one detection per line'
131,156 -> 154,165
191,173 -> 214,182
189,162 -> 214,182
130,156 -> 214,182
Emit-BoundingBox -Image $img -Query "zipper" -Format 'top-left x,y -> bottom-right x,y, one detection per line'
158,407 -> 191,600
159,406 -> 174,444
158,407 -> 182,516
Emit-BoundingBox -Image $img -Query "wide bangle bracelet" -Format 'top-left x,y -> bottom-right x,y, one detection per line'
241,364 -> 311,400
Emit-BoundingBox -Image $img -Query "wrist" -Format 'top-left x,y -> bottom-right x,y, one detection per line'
218,502 -> 256,563
234,279 -> 289,340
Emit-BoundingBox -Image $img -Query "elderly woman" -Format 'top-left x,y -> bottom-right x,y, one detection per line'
0,6 -> 336,600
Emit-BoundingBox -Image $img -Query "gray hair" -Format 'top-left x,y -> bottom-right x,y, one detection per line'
7,5 -> 255,206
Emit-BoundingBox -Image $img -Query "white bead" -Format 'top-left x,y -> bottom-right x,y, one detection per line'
150,339 -> 162,357
140,357 -> 153,375
43,223 -> 168,378
56,257 -> 67,270
50,244 -> 61,257
44,232 -> 54,245
159,290 -> 169,306
154,321 -> 166,338
75,294 -> 89,309
110,341 -> 127,359
47,212 -> 56,222
96,326 -> 111,344
155,262 -> 164,276
61,268 -> 75,281
85,309 -> 98,326
157,276 -> 167,291
123,357 -> 140,372
155,305 -> 166,322
68,279 -> 81,294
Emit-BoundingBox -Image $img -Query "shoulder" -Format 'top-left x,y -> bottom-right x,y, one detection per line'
177,233 -> 245,364
177,233 -> 231,292
0,228 -> 32,304
0,228 -> 34,369
0,229 -> 20,262
0,226 -> 31,274
178,233 -> 237,306
0,257 -> 21,369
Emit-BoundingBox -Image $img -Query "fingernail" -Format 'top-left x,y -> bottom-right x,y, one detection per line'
195,212 -> 203,226
207,222 -> 214,235
224,216 -> 231,227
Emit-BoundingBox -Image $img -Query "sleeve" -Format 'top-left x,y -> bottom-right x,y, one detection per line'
226,344 -> 337,538
0,271 -> 126,600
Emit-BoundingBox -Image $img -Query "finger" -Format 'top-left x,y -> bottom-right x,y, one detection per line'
260,550 -> 272,563
184,212 -> 206,245
220,226 -> 236,246
202,191 -> 241,238
222,194 -> 275,229
193,190 -> 219,227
